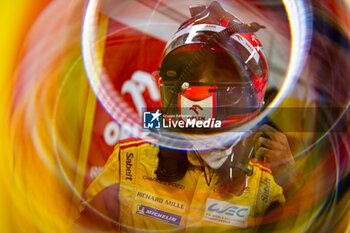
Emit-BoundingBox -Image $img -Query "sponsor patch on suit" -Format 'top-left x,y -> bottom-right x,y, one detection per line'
136,204 -> 182,226
203,198 -> 250,227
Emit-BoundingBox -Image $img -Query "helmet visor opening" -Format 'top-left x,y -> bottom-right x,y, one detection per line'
160,84 -> 259,120
160,49 -> 251,85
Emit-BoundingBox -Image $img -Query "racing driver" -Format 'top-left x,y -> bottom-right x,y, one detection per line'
75,2 -> 303,232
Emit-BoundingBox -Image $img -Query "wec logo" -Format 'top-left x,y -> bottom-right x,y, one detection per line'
204,198 -> 250,227
207,203 -> 249,218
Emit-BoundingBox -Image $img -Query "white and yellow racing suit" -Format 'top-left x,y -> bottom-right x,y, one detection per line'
77,138 -> 285,233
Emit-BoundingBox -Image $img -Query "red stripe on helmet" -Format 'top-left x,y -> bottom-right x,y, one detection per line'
221,19 -> 229,27
187,20 -> 194,27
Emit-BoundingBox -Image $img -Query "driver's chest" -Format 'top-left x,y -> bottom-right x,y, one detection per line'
118,160 -> 264,233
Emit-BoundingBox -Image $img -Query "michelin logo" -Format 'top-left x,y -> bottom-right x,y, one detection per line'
136,204 -> 182,226
204,198 -> 250,227
143,110 -> 162,129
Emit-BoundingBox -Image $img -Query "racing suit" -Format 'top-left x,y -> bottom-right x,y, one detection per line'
77,138 -> 285,233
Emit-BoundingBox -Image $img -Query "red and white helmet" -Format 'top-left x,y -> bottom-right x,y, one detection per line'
158,1 -> 268,128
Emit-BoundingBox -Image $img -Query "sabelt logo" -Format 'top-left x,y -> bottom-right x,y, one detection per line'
204,198 -> 250,227
125,152 -> 134,181
261,177 -> 271,202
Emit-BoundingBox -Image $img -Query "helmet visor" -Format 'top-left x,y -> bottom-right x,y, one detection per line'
160,48 -> 252,84
160,83 -> 259,128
